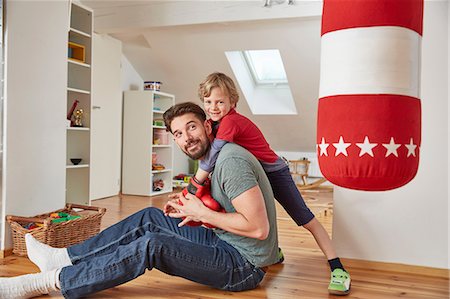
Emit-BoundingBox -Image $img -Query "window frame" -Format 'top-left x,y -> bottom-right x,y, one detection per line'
243,50 -> 288,86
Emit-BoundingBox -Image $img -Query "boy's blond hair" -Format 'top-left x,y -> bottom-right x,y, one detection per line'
198,72 -> 239,106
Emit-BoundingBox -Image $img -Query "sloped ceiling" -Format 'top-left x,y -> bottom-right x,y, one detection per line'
82,0 -> 323,152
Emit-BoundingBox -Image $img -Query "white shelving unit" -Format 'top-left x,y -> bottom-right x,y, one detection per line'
66,2 -> 92,205
122,91 -> 175,196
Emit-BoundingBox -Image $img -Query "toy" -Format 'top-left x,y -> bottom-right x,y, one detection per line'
73,109 -> 84,127
22,212 -> 81,230
49,212 -> 81,223
153,179 -> 164,191
173,173 -> 192,184
152,164 -> 165,171
173,173 -> 187,180
24,223 -> 38,230
67,100 -> 79,126
153,119 -> 165,127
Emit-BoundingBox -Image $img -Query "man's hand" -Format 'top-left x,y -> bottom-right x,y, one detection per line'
166,192 -> 208,227
163,199 -> 179,216
163,192 -> 182,215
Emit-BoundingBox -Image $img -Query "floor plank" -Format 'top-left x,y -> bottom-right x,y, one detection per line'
1,188 -> 448,299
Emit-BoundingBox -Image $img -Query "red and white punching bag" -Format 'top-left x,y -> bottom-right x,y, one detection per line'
317,0 -> 423,191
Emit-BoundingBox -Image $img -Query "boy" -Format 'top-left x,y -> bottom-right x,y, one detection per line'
191,72 -> 351,295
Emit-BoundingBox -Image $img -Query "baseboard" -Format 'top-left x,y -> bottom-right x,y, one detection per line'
0,248 -> 13,259
342,257 -> 450,278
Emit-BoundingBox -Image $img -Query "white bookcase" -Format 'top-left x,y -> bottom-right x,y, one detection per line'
122,91 -> 175,196
66,2 -> 92,205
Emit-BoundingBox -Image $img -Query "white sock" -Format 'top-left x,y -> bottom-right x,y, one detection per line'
0,269 -> 60,299
25,234 -> 72,272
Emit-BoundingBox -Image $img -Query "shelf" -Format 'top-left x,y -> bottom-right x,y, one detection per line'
67,127 -> 90,131
68,59 -> 90,68
66,2 -> 92,205
173,180 -> 188,188
153,90 -> 175,98
123,91 -> 174,197
67,87 -> 90,94
69,27 -> 91,38
70,2 -> 92,35
152,169 -> 172,174
150,189 -> 173,196
66,164 -> 89,169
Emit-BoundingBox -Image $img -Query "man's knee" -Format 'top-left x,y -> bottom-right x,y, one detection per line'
143,206 -> 161,214
138,206 -> 162,216
139,207 -> 171,225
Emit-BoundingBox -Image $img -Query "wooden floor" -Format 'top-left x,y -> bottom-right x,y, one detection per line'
1,188 -> 448,299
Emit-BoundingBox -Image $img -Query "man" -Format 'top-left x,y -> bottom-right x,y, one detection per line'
0,102 -> 279,299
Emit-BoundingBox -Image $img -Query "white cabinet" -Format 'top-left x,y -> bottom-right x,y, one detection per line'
122,91 -> 175,196
66,2 -> 92,205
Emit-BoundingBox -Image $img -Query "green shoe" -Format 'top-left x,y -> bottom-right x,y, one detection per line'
328,268 -> 351,295
277,247 -> 284,263
272,247 -> 284,265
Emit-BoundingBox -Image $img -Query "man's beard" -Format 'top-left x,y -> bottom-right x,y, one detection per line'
184,137 -> 211,160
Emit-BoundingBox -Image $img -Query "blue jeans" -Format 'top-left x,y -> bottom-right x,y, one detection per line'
59,207 -> 265,298
266,166 -> 315,226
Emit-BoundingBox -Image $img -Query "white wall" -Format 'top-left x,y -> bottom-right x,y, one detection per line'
121,54 -> 143,91
121,54 -> 190,176
173,144 -> 190,176
132,18 -> 322,175
1,1 -> 68,249
120,17 -> 322,154
333,1 -> 449,269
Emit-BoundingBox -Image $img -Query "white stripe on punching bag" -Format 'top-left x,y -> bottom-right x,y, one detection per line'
320,26 -> 421,99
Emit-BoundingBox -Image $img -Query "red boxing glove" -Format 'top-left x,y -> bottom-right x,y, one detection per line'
179,178 -> 224,228
199,194 -> 221,211
197,193 -> 225,229
182,177 -> 210,198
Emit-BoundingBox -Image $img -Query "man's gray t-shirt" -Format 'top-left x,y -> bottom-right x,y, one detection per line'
210,143 -> 279,268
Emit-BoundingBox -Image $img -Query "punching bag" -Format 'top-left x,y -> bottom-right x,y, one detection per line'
317,0 -> 424,191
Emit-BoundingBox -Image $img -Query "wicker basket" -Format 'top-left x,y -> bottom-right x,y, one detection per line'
6,203 -> 106,256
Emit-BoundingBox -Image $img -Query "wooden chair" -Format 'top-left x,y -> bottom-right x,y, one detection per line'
289,159 -> 310,186
288,159 -> 327,190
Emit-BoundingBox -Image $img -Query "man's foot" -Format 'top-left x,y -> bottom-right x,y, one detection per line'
328,268 -> 351,295
0,269 -> 60,299
25,234 -> 72,271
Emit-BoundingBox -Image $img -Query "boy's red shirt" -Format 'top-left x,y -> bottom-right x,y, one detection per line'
212,109 -> 278,163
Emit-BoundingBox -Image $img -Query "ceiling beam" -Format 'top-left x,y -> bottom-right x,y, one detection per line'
82,0 -> 322,34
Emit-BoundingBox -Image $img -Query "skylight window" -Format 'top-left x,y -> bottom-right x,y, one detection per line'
225,50 -> 297,115
244,50 -> 288,85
